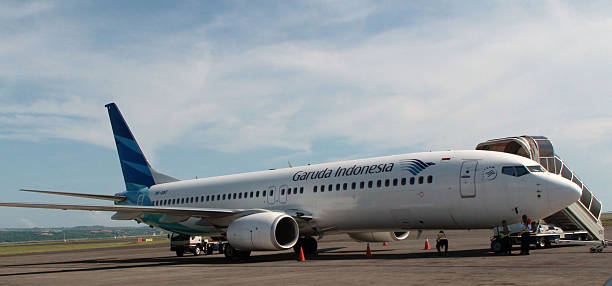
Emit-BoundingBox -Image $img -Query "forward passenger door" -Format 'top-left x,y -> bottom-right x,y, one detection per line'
459,160 -> 478,198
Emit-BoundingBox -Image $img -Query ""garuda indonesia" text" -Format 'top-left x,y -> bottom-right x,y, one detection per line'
292,163 -> 394,182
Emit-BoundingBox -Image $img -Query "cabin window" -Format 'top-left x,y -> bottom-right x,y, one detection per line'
313,186 -> 318,193
368,181 -> 373,188
190,197 -> 194,203
335,184 -> 340,191
321,185 -> 325,192
377,180 -> 382,188
360,181 -> 365,189
393,178 -> 398,186
222,194 -> 226,200
410,177 -> 415,185
351,182 -> 357,190
195,197 -> 199,203
216,194 -> 220,201
201,196 -> 204,202
427,175 -> 433,184
401,178 -> 406,185
206,196 -> 209,202
233,193 -> 237,199
300,187 -> 304,194
385,179 -> 390,187
281,188 -> 285,195
210,196 -> 214,202
250,192 -> 254,198
329,184 -> 333,192
418,176 -> 424,184
343,183 -> 347,190
263,190 -> 267,197
256,191 -> 260,197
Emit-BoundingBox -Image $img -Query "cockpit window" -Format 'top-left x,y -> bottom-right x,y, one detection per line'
527,165 -> 545,172
502,166 -> 530,177
502,166 -> 515,176
515,166 -> 529,177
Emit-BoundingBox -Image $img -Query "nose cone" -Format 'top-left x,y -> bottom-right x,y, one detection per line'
548,175 -> 582,212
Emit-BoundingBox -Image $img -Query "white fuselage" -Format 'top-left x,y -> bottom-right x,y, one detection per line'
139,150 -> 581,236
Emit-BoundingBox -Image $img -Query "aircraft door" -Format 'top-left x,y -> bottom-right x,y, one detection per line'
267,186 -> 276,205
460,160 -> 478,198
279,185 -> 288,204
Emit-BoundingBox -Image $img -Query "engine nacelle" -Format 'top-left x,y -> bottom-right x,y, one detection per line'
348,231 -> 410,242
227,212 -> 299,251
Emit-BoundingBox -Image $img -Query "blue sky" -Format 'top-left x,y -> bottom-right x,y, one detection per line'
1,1 -> 612,227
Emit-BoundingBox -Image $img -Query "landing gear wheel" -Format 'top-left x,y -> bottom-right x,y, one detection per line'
491,239 -> 503,253
176,250 -> 184,257
536,239 -> 546,249
302,236 -> 318,255
224,244 -> 236,259
193,246 -> 201,256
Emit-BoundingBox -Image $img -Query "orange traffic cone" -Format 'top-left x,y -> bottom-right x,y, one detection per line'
298,247 -> 306,262
424,238 -> 431,250
366,243 -> 372,257
383,242 -> 388,246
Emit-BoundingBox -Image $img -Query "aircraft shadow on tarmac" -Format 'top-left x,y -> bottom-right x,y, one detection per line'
0,247 -> 492,277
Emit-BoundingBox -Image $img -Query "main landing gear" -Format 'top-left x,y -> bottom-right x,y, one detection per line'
223,244 -> 251,259
294,236 -> 318,255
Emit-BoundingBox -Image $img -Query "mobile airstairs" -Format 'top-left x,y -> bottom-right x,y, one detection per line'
476,136 -> 605,244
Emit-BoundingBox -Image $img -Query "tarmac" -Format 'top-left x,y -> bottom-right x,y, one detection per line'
1,229 -> 611,286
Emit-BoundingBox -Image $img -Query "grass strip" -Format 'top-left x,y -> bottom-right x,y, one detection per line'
0,238 -> 168,255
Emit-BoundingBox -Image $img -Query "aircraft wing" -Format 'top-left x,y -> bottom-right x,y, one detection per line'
20,189 -> 127,202
0,202 -> 251,219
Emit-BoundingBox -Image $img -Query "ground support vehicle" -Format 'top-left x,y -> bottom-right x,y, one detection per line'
490,221 -> 590,253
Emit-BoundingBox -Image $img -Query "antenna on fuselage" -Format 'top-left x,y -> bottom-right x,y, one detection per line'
288,161 -> 293,168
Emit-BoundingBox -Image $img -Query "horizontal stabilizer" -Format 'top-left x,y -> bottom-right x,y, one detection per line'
20,189 -> 126,202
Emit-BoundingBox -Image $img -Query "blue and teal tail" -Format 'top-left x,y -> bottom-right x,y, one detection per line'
105,103 -> 177,192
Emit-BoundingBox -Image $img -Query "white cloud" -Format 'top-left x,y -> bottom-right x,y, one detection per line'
1,1 -> 612,157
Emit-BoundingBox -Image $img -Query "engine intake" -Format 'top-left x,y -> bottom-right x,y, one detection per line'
348,231 -> 410,242
227,212 -> 299,251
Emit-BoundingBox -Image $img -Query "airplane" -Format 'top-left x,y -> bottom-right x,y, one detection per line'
0,103 -> 582,258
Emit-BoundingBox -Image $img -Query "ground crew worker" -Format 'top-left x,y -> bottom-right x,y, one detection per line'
500,220 -> 511,255
436,230 -> 448,256
519,215 -> 531,255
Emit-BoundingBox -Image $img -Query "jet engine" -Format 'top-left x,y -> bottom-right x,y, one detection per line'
227,212 -> 299,251
348,231 -> 410,242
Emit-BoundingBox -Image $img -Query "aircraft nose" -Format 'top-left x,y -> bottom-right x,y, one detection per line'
548,175 -> 582,211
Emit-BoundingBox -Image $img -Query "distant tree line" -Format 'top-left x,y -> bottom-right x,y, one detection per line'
0,227 -> 166,243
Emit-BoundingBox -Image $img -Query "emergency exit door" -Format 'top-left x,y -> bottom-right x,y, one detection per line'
459,160 -> 478,198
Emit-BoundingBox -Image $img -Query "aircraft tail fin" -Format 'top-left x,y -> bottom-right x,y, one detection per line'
105,103 -> 178,191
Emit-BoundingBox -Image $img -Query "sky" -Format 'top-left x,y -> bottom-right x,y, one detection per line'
1,0 -> 611,227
